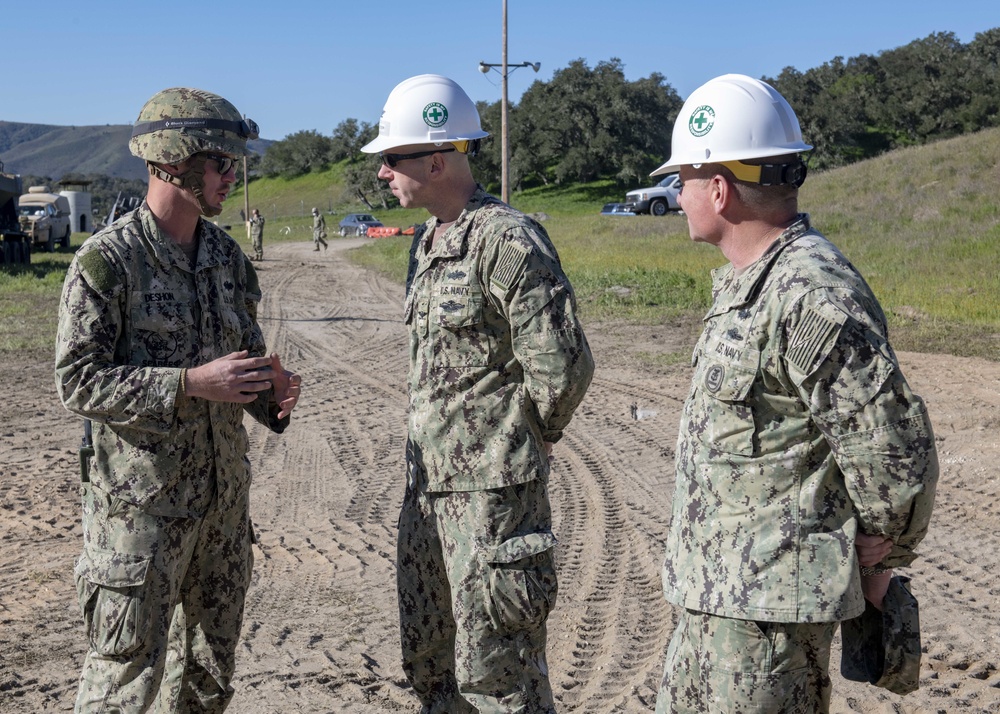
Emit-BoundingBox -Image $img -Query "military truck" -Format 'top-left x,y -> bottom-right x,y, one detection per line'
18,185 -> 72,252
0,164 -> 31,266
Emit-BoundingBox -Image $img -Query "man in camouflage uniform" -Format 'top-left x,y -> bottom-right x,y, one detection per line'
362,74 -> 594,713
55,87 -> 302,713
311,207 -> 327,251
651,74 -> 938,713
249,207 -> 265,260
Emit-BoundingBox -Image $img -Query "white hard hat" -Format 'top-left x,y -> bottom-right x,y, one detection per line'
361,74 -> 489,154
652,74 -> 812,177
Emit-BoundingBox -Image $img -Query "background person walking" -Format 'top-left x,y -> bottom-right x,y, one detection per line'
312,207 -> 327,251
249,207 -> 265,260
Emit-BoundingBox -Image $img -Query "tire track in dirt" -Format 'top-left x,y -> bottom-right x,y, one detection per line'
230,242 -> 412,712
546,372 -> 680,711
0,363 -> 87,708
6,240 -> 1000,713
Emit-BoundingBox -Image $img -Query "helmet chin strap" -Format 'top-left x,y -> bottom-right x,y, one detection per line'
147,155 -> 222,217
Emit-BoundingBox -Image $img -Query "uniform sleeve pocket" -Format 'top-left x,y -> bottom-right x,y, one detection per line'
484,531 -> 558,633
74,548 -> 152,658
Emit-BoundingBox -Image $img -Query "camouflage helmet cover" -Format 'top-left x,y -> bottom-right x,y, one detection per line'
129,87 -> 259,164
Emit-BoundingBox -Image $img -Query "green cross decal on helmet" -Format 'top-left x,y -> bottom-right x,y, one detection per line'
689,105 -> 715,137
651,74 -> 812,180
423,102 -> 448,128
361,74 -> 489,154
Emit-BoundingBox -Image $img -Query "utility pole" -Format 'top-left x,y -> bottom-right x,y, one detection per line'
243,114 -> 251,239
479,0 -> 539,205
501,0 -> 509,204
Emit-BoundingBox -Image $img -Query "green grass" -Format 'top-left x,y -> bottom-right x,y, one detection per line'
0,239 -> 78,354
5,126 -> 1000,360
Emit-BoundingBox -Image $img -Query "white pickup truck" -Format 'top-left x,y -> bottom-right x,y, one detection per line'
623,172 -> 682,216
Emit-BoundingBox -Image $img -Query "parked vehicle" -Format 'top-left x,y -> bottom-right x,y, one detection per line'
623,173 -> 681,216
0,164 -> 31,265
338,213 -> 383,237
17,186 -> 72,251
600,202 -> 635,216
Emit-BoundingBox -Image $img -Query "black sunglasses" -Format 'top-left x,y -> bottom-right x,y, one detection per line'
204,153 -> 240,175
379,148 -> 455,169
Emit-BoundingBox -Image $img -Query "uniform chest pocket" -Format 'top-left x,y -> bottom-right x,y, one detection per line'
219,307 -> 244,349
436,294 -> 483,329
691,357 -> 758,456
130,300 -> 194,366
431,291 -> 493,367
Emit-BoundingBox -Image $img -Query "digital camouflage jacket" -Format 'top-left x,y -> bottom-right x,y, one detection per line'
404,187 -> 594,492
55,203 -> 288,517
662,215 -> 938,623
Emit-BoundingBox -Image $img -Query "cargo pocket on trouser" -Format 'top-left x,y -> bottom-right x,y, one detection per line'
484,531 -> 558,634
704,617 -> 834,714
75,548 -> 152,658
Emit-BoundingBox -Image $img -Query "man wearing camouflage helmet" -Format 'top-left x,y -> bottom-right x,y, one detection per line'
55,87 -> 302,712
361,74 -> 594,713
652,75 -> 938,712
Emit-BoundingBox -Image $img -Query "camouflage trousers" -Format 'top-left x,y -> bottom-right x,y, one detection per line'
73,483 -> 254,713
655,609 -> 837,714
397,476 -> 559,713
251,235 -> 263,260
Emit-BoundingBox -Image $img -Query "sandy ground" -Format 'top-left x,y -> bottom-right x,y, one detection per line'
2,237 -> 1000,713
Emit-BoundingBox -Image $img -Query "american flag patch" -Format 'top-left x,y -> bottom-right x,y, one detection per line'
787,306 -> 843,373
491,242 -> 528,293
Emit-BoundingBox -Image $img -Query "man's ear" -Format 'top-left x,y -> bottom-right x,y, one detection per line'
710,174 -> 731,214
428,151 -> 449,176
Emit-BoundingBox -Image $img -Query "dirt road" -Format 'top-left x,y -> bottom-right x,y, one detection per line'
2,238 -> 1000,712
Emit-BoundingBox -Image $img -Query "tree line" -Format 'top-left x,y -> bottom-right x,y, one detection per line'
253,28 -> 1000,205
767,29 -> 1000,168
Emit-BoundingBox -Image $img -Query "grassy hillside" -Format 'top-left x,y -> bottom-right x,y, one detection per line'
3,128 -> 999,360
348,127 -> 1000,359
1,123 -> 149,180
0,121 -> 273,181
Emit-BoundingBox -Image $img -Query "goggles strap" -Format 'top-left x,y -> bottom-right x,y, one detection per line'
720,159 -> 807,188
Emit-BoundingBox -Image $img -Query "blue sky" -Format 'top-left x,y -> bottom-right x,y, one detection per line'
3,0 -> 997,142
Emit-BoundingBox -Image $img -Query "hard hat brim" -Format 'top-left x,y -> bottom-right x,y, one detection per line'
361,130 -> 489,155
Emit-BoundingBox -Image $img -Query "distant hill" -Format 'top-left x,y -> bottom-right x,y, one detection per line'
0,121 -> 272,181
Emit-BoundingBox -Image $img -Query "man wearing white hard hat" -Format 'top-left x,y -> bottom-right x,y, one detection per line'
361,74 -> 594,713
653,74 -> 938,712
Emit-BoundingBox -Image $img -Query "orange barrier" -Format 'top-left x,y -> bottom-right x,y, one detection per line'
401,225 -> 416,235
366,226 -> 402,238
